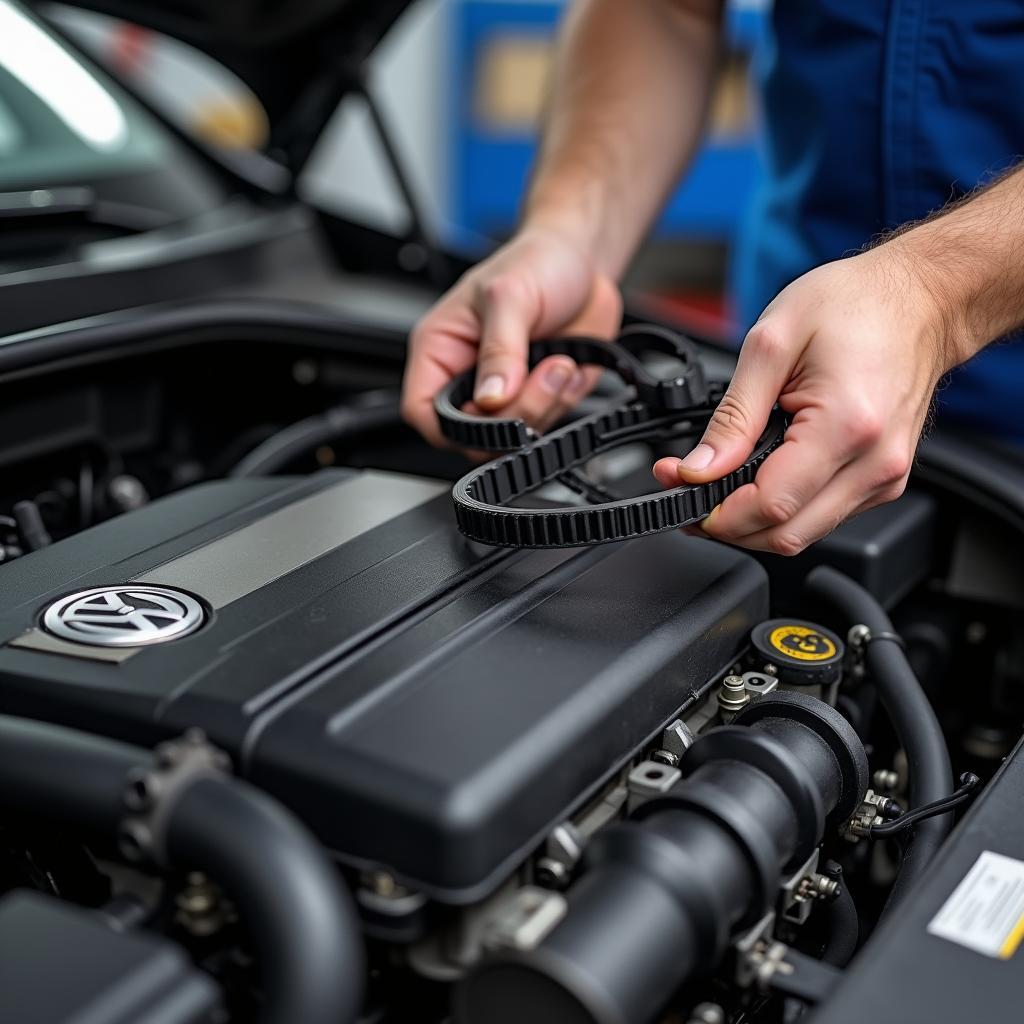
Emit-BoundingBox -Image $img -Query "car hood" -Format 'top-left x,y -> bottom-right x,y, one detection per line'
32,0 -> 415,171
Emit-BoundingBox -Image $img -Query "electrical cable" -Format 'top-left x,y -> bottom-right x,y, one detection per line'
867,772 -> 980,838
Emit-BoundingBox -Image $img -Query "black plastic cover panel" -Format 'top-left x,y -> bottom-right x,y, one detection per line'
0,470 -> 767,900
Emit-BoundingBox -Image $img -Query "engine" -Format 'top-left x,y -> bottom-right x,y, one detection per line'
0,391 -> 1021,1024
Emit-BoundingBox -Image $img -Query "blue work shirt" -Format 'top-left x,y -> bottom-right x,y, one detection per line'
731,0 -> 1024,441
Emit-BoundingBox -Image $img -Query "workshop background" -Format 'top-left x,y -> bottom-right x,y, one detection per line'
49,0 -> 767,340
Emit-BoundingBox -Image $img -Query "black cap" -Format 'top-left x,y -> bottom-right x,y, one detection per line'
750,618 -> 845,688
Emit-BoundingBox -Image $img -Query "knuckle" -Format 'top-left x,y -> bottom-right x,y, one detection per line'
760,492 -> 801,526
480,272 -> 528,308
477,337 -> 521,368
743,320 -> 787,361
874,447 -> 913,486
878,478 -> 908,504
842,404 -> 884,449
710,390 -> 755,440
768,531 -> 809,557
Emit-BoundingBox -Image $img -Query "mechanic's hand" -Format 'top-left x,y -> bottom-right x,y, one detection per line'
402,225 -> 622,446
653,246 -> 958,555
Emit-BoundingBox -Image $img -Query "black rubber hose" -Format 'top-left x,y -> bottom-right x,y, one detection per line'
230,396 -> 402,478
168,777 -> 364,1024
0,715 -> 140,839
804,567 -> 953,910
821,884 -> 859,966
0,715 -> 364,1024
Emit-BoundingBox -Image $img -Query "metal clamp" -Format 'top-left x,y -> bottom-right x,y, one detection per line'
118,729 -> 231,866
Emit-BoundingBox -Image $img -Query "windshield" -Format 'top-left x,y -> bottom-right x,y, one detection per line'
0,0 -> 225,217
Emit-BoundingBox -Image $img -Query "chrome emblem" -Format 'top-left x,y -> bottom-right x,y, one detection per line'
42,586 -> 205,647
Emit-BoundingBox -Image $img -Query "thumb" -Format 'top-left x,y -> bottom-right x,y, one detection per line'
472,275 -> 538,410
675,321 -> 793,482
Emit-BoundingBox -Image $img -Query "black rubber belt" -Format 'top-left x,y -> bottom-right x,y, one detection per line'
434,328 -> 787,549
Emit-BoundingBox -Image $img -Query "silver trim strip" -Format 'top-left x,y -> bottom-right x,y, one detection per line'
134,471 -> 446,609
10,629 -> 139,663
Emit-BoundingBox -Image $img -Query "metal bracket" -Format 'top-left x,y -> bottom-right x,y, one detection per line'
482,887 -> 568,954
627,759 -> 682,814
118,729 -> 231,866
841,788 -> 896,842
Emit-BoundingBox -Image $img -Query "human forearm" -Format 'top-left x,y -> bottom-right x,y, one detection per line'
887,162 -> 1024,369
523,0 -> 723,278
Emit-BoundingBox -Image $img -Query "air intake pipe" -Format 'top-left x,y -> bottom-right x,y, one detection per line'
456,691 -> 867,1024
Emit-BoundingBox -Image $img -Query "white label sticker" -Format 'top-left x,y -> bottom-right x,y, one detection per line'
927,850 -> 1024,959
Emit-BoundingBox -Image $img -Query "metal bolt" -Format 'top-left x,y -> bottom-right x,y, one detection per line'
363,870 -> 409,900
535,857 -> 569,889
687,1002 -> 726,1024
175,872 -> 233,937
762,663 -> 778,676
660,719 -> 696,759
650,748 -> 680,768
718,674 -> 751,718
872,768 -> 899,792
796,873 -> 840,902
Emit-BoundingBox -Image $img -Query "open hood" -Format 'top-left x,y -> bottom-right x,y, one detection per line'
35,0 -> 415,171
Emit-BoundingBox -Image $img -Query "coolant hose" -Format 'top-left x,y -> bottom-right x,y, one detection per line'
0,715 -> 364,1024
821,883 -> 859,966
804,566 -> 954,910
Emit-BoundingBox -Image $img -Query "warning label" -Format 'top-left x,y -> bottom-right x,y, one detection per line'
927,850 -> 1024,959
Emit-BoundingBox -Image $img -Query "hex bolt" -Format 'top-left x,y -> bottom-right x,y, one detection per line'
650,749 -> 680,768
718,674 -> 751,719
872,768 -> 900,792
535,858 -> 570,889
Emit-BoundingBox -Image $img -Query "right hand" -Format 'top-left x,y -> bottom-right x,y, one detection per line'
401,224 -> 622,446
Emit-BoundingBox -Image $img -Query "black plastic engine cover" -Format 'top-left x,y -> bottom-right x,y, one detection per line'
0,470 -> 767,901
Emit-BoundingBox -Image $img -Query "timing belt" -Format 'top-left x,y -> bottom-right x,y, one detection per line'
434,326 -> 787,548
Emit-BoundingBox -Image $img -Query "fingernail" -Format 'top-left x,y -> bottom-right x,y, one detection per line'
541,362 -> 573,395
475,374 -> 505,404
701,504 -> 721,533
565,369 -> 589,399
679,442 -> 714,474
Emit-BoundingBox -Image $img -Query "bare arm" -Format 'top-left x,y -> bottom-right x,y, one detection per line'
526,0 -> 723,278
402,0 -> 723,443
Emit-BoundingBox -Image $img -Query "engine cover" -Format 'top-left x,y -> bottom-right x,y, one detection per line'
0,470 -> 767,901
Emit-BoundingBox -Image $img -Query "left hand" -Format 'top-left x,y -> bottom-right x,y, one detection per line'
653,244 -> 963,554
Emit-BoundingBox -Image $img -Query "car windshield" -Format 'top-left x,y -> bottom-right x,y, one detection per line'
0,0 -> 224,217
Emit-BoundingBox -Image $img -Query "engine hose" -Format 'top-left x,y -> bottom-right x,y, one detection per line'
804,567 -> 954,913
456,691 -> 868,1024
821,883 -> 859,967
0,715 -> 364,1024
230,395 -> 402,478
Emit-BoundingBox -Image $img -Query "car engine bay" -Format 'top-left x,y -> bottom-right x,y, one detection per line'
2,321 -> 1024,1024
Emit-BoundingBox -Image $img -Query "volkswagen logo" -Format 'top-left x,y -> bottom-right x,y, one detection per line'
42,586 -> 205,647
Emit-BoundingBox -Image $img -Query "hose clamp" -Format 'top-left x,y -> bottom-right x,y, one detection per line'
118,729 -> 231,867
